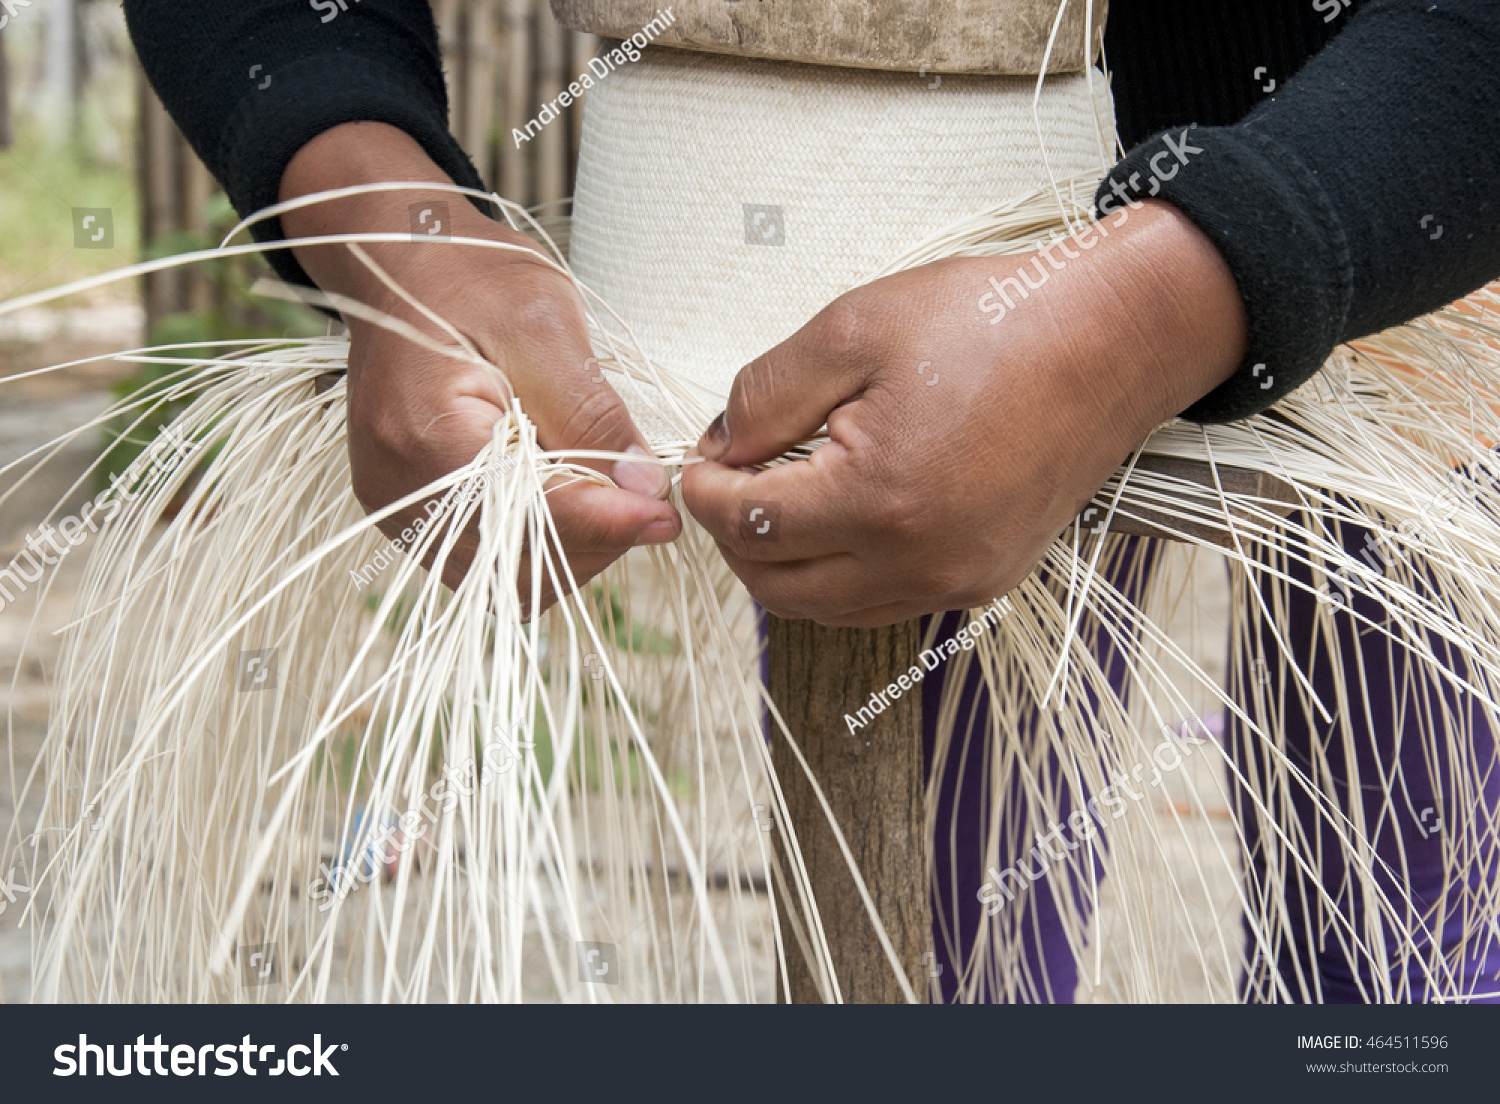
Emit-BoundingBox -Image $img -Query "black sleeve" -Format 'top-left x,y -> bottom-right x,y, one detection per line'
123,0 -> 486,289
1095,0 -> 1500,423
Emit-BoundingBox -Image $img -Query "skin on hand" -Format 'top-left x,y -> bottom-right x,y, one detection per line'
680,199 -> 1247,627
279,122 -> 679,615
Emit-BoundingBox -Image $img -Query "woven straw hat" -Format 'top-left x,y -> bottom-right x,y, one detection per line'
570,47 -> 1114,431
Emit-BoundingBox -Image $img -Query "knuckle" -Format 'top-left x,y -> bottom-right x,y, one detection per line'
349,469 -> 382,515
716,526 -> 757,564
713,500 -> 779,563
501,271 -> 581,343
921,562 -> 974,601
809,295 -> 872,364
727,366 -> 769,429
551,495 -> 642,562
575,512 -> 639,558
346,428 -> 406,515
747,581 -> 809,622
555,387 -> 635,451
725,350 -> 791,434
869,488 -> 927,545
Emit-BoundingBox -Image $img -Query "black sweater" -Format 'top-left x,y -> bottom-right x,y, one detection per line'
123,0 -> 1500,422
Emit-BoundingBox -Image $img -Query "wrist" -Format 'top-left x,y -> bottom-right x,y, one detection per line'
1096,200 -> 1247,428
277,121 -> 541,306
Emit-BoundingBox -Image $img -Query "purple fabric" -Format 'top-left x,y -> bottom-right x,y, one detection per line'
924,538 -> 1155,1002
923,523 -> 1500,1003
1228,512 -> 1500,1003
922,608 -> 1081,1003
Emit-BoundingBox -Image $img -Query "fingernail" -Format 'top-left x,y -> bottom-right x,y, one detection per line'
698,411 -> 729,462
635,516 -> 680,545
612,444 -> 669,498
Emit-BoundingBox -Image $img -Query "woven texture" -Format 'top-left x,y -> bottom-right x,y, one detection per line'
570,48 -> 1115,431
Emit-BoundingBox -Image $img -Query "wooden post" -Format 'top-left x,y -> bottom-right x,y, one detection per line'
767,616 -> 930,1003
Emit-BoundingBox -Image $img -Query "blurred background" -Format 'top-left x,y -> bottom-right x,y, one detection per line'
0,0 -> 600,1000
0,0 -> 591,332
0,0 -> 595,506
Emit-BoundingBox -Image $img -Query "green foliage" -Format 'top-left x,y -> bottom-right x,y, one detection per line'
364,587 -> 420,640
98,196 -> 325,492
596,584 -> 675,655
0,125 -> 138,294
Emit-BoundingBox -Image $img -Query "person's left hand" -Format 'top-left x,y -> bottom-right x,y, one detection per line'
680,200 -> 1247,626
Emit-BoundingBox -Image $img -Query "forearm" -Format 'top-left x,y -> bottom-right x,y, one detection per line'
1014,200 -> 1246,437
279,122 -> 558,340
1099,0 -> 1500,422
125,0 -> 481,288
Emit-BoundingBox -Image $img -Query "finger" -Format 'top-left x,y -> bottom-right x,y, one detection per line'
546,477 -> 680,561
529,478 -> 679,607
681,440 -> 879,562
400,372 -> 674,573
715,544 -> 893,623
405,413 -> 678,604
696,302 -> 870,467
428,477 -> 677,616
810,600 -> 944,629
492,271 -> 670,500
456,475 -> 675,615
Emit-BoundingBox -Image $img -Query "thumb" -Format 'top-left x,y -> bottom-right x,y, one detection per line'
532,367 -> 669,499
696,307 -> 868,467
501,326 -> 670,500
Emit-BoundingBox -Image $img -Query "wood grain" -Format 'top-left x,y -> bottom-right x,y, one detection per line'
1093,455 -> 1300,546
767,614 -> 930,1003
551,0 -> 1108,74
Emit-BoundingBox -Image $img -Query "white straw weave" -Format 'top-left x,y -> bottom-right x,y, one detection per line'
570,48 -> 1115,431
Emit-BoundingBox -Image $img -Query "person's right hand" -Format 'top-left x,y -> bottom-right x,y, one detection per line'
280,122 -> 679,615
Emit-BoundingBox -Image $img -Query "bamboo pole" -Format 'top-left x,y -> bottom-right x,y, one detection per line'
767,616 -> 930,1003
568,30 -> 595,191
138,68 -> 179,330
433,0 -> 465,149
182,136 -> 215,314
500,0 -> 532,205
463,0 -> 498,186
534,0 -> 567,211
0,24 -> 11,150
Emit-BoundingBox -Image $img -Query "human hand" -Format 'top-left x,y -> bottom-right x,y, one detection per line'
280,122 -> 679,614
681,200 -> 1246,626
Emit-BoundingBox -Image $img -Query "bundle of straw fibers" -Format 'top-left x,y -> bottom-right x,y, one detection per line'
1,43 -> 1499,1003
